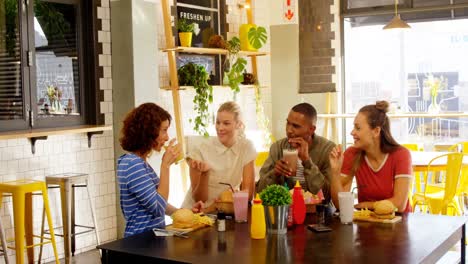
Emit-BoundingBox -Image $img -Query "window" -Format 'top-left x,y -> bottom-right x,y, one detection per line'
342,1 -> 468,145
0,0 -> 101,132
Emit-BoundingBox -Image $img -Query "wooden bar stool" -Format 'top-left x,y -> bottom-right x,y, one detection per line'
0,180 -> 59,264
38,173 -> 100,264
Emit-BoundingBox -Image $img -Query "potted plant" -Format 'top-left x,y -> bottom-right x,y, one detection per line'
239,24 -> 267,51
259,185 -> 292,235
177,62 -> 213,136
177,18 -> 194,47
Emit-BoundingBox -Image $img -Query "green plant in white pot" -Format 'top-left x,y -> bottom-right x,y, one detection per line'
259,185 -> 292,235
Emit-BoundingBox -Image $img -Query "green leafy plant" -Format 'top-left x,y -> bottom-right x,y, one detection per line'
254,85 -> 273,149
178,63 -> 213,136
223,37 -> 246,98
177,18 -> 194,33
259,185 -> 292,206
248,26 -> 267,49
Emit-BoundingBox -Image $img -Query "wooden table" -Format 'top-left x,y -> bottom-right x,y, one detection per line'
98,214 -> 466,263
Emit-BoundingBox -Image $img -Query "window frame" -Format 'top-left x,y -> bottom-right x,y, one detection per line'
0,0 -> 102,133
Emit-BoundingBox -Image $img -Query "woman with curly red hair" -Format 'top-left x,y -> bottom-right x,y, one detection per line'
117,103 -> 201,237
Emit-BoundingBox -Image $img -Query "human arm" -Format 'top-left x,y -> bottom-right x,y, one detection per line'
188,158 -> 211,202
329,145 -> 353,210
256,142 -> 285,192
158,139 -> 181,200
126,159 -> 168,217
354,178 -> 410,212
241,160 -> 255,200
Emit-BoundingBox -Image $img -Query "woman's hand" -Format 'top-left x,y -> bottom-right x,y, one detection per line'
192,200 -> 204,213
189,159 -> 211,172
162,139 -> 181,167
329,145 -> 343,174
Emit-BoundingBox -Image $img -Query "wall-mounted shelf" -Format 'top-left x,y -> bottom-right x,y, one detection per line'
0,125 -> 112,154
161,46 -> 268,57
160,84 -> 267,91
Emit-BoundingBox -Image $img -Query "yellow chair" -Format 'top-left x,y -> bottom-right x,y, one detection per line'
402,143 -> 419,151
404,143 -> 421,208
255,152 -> 269,167
448,142 -> 468,214
412,153 -> 464,215
447,142 -> 468,153
0,180 -> 59,264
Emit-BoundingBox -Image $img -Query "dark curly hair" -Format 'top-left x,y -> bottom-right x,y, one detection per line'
120,103 -> 172,155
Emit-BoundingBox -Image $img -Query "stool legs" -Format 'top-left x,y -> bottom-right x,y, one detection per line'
85,180 -> 100,246
71,185 -> 75,257
42,187 -> 60,264
61,183 -> 72,262
0,214 -> 9,264
25,193 -> 34,264
12,191 -> 25,264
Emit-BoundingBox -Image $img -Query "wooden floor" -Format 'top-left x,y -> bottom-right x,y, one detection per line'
45,250 -> 101,264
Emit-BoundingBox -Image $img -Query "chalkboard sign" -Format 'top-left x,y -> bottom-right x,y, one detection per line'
175,0 -> 226,85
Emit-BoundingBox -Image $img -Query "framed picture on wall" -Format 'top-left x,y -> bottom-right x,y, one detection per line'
175,0 -> 226,85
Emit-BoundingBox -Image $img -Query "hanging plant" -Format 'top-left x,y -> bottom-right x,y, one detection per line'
223,37 -> 246,98
178,63 -> 213,136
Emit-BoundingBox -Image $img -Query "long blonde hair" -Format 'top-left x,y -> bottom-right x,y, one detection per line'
217,101 -> 245,138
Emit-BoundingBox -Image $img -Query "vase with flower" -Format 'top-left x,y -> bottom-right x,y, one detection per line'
425,74 -> 444,114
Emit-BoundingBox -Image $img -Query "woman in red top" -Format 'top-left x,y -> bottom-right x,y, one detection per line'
329,101 -> 413,213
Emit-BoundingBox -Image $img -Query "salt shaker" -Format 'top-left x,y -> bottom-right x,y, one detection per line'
217,210 -> 226,232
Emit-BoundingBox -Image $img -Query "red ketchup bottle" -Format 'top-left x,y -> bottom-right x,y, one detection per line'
292,181 -> 306,225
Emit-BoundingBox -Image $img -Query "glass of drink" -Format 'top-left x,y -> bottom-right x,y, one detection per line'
163,144 -> 184,164
338,192 -> 354,224
282,148 -> 298,176
233,191 -> 249,223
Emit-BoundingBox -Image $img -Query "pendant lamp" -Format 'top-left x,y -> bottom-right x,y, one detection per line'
383,0 -> 411,30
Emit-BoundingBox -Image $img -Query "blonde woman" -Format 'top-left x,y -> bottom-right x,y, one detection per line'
182,101 -> 257,210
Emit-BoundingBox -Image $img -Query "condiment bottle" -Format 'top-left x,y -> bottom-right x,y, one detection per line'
250,194 -> 266,239
284,183 -> 294,227
217,210 -> 226,232
292,181 -> 306,225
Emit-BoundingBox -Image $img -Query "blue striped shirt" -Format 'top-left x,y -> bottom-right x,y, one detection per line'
117,153 -> 167,237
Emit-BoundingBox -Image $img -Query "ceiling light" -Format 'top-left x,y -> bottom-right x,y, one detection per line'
383,0 -> 410,30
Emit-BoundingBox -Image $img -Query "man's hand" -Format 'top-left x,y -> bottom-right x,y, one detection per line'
274,159 -> 293,177
192,200 -> 204,213
189,159 -> 211,172
288,137 -> 310,161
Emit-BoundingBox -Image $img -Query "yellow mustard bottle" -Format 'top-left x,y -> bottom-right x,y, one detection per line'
250,193 -> 266,239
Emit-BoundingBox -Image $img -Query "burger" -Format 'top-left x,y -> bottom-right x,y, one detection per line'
171,208 -> 195,228
372,200 -> 396,219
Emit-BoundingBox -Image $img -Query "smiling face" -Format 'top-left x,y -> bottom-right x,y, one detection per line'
153,120 -> 170,152
351,112 -> 380,150
216,111 -> 239,147
286,110 -> 315,148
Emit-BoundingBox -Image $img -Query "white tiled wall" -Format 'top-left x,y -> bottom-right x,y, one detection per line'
0,0 -> 116,263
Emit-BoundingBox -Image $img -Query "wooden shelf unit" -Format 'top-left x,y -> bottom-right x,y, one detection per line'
160,0 -> 261,188
161,46 -> 268,57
